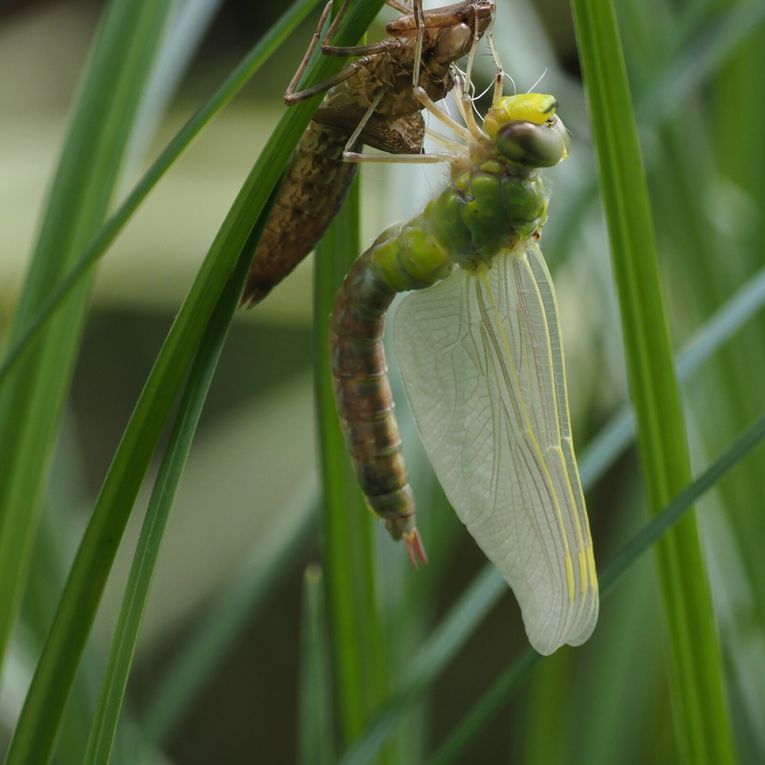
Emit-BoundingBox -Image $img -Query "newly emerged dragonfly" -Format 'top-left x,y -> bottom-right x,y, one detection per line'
330,74 -> 598,654
242,0 -> 496,305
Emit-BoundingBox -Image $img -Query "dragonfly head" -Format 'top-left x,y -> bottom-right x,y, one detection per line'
484,93 -> 570,168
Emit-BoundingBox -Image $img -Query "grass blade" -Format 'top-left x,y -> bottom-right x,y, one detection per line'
0,0 -> 322,389
427,413 -> 765,765
569,0 -> 735,761
82,207 -> 261,765
3,2 -> 386,762
298,566 -> 335,765
0,0 -> 174,675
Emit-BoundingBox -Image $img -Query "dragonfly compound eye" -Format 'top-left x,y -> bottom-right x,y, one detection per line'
496,116 -> 570,168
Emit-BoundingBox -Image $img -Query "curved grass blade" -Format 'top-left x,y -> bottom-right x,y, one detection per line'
0,0 -> 323,390
426,413 -> 765,765
3,3 -> 387,762
570,0 -> 735,761
0,0 -> 174,677
338,261 -> 765,764
82,207 -> 262,765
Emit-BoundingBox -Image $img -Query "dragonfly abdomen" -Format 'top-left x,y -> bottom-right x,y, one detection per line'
330,224 -> 454,562
331,245 -> 413,539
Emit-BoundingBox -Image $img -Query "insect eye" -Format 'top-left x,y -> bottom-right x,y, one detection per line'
496,117 -> 569,167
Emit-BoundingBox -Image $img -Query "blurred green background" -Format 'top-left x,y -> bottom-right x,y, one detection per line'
1,0 -> 764,763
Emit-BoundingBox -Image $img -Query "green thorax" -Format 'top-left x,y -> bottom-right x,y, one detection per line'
423,159 -> 549,271
368,93 -> 567,291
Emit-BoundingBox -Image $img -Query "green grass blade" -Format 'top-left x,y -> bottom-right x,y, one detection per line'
638,1 -> 765,124
298,566 -> 335,765
0,0 -> 322,390
339,260 -> 765,762
22,502 -> 101,765
314,175 -> 391,750
82,216 -> 257,765
569,0 -> 735,761
427,413 -> 765,765
3,3 -> 386,762
0,0 -> 174,675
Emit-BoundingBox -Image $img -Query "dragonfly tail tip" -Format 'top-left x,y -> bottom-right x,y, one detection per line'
404,528 -> 429,569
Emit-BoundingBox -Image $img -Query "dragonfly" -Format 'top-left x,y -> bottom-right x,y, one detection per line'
330,72 -> 599,655
242,0 -> 496,305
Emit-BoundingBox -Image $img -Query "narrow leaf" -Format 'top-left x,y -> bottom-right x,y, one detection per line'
569,0 -> 735,761
298,566 -> 335,765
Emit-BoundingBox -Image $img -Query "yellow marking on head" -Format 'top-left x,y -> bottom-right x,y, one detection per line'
484,93 -> 559,138
565,554 -> 575,603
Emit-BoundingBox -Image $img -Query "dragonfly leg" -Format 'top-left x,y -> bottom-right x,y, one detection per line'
413,86 -> 472,140
338,80 -> 450,163
426,128 -> 465,152
344,150 -> 455,164
452,71 -> 486,140
341,86 -> 390,155
492,67 -> 506,107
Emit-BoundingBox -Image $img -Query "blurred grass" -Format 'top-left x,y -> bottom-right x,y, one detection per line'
298,565 -> 335,765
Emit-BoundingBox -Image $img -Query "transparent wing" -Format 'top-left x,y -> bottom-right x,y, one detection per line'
394,242 -> 598,654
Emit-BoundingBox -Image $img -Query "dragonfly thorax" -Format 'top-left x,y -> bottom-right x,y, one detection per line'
422,161 -> 549,271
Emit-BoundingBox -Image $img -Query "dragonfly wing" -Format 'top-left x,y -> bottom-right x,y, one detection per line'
394,242 -> 598,654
